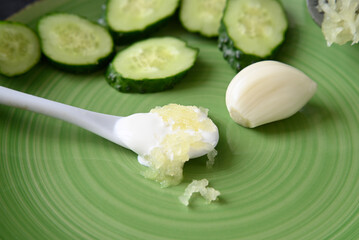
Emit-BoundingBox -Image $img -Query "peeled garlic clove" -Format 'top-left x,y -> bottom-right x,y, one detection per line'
226,61 -> 317,128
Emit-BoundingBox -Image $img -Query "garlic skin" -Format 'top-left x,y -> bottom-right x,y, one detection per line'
226,61 -> 317,128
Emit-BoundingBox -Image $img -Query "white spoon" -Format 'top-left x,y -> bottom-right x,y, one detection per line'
0,86 -> 218,159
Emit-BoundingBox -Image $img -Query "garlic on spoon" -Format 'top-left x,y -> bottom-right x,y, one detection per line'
116,104 -> 219,187
226,61 -> 317,128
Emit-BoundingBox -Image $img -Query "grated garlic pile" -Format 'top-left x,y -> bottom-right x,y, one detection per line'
318,0 -> 359,46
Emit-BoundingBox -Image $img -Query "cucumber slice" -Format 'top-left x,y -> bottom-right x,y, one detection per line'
105,0 -> 179,43
0,21 -> 41,77
218,0 -> 288,71
106,37 -> 198,93
179,0 -> 226,37
38,13 -> 114,73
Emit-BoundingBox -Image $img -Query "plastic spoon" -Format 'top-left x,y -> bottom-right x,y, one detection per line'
0,86 -> 219,159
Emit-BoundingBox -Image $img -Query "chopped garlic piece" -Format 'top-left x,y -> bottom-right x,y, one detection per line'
318,0 -> 359,46
141,104 -> 219,187
206,149 -> 218,168
179,179 -> 220,206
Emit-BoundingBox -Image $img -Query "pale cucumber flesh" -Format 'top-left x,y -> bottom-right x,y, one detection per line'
113,37 -> 198,80
179,0 -> 226,37
0,22 -> 41,76
38,13 -> 113,67
223,0 -> 287,57
106,0 -> 179,32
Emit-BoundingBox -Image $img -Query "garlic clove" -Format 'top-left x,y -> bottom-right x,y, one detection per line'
225,61 -> 317,128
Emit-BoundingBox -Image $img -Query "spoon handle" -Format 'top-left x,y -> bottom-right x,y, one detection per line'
0,86 -> 123,146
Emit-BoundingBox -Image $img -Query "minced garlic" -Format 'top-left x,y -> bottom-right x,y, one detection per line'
318,0 -> 359,46
141,104 -> 219,187
179,179 -> 221,206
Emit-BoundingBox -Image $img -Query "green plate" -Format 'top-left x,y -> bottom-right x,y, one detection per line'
1,1 -> 359,239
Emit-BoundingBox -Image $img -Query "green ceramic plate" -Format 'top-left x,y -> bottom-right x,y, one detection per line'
1,1 -> 359,239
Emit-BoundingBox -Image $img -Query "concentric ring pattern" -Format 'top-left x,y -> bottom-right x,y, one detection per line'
1,0 -> 359,239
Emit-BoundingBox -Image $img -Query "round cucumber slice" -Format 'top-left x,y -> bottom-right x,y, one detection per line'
218,0 -> 288,71
0,21 -> 41,77
106,37 -> 198,93
105,0 -> 179,43
37,13 -> 114,73
179,0 -> 226,37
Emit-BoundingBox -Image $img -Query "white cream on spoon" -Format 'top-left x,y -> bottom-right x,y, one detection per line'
115,112 -> 171,158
